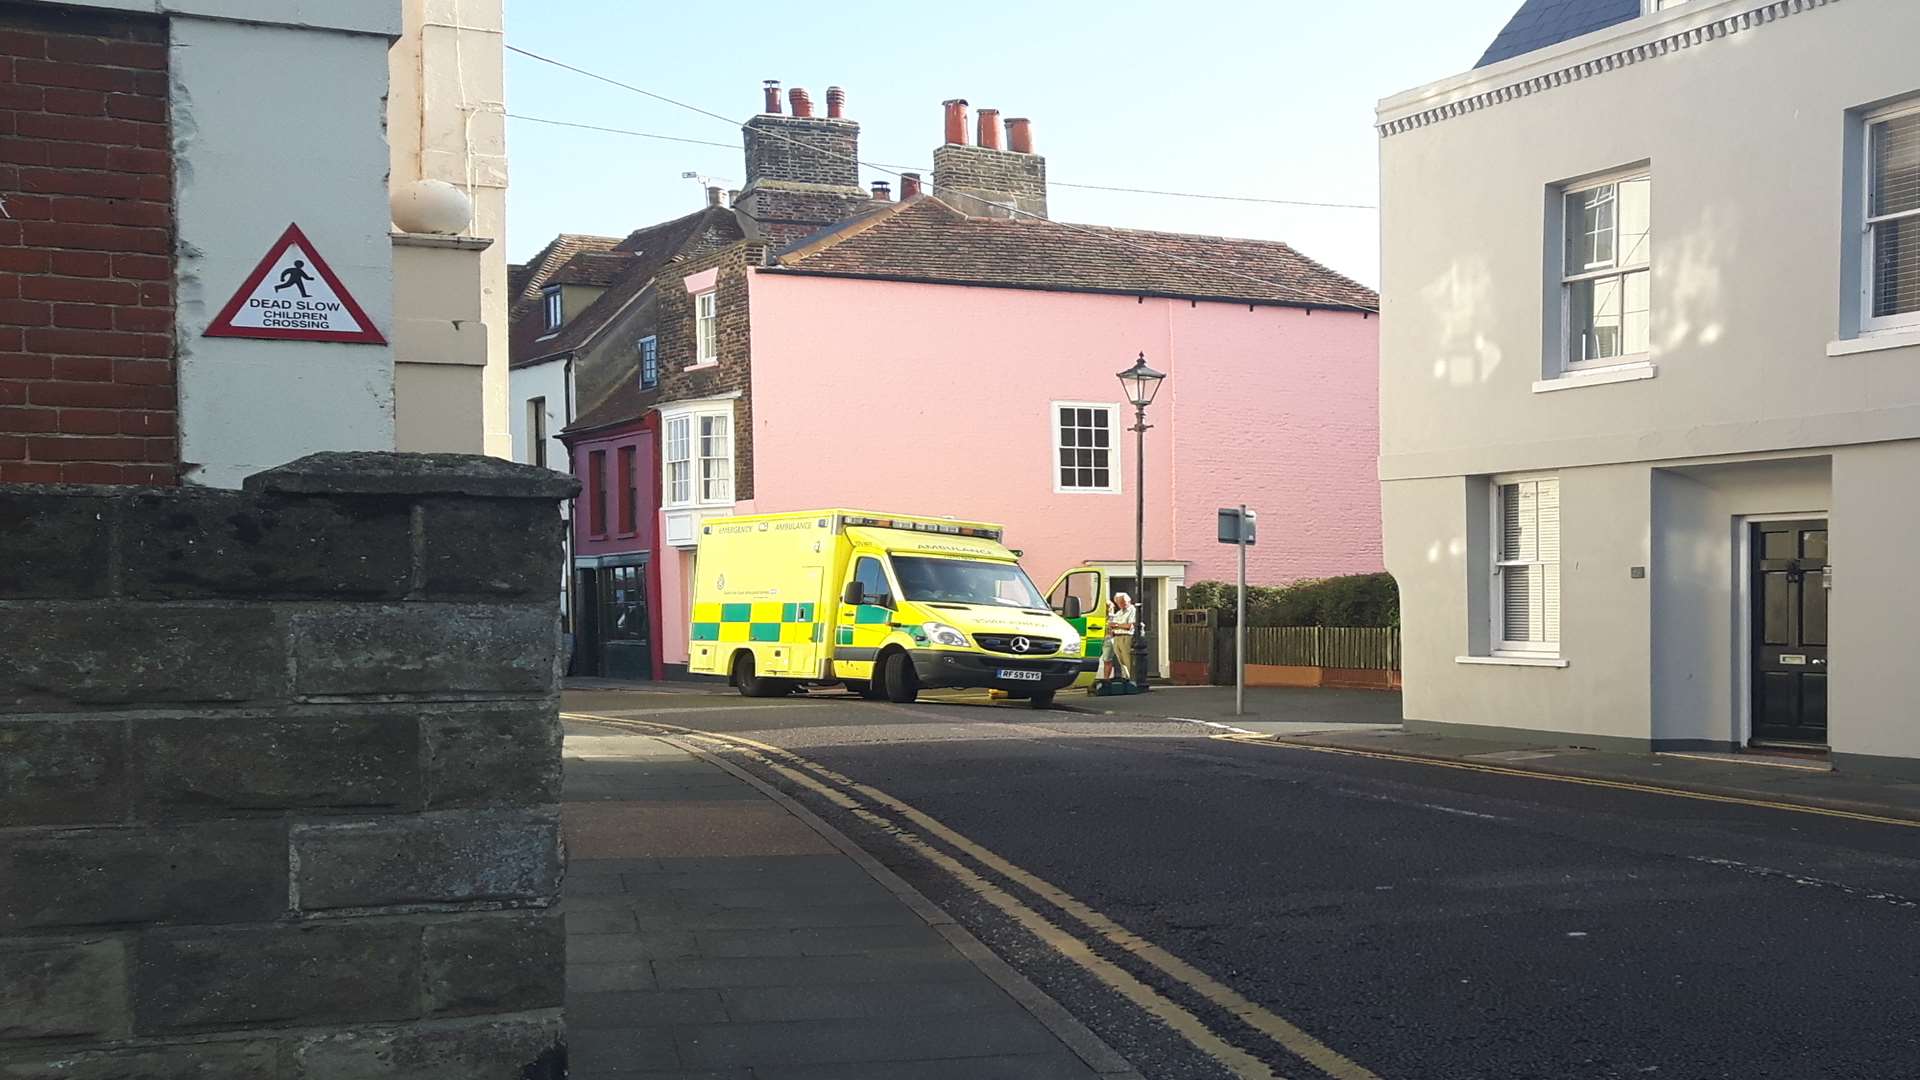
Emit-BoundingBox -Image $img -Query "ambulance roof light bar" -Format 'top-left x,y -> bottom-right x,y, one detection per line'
840,514 -> 1003,542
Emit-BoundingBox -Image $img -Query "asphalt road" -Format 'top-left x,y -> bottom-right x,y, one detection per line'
563,689 -> 1920,1080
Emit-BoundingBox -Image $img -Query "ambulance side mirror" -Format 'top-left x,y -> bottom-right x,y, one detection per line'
1064,596 -> 1083,619
842,582 -> 865,607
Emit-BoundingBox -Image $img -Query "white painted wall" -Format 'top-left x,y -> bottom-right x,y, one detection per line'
165,5 -> 401,487
1378,0 -> 1920,771
508,358 -> 570,474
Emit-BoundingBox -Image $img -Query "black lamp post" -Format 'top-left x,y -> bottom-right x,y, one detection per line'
1116,352 -> 1165,687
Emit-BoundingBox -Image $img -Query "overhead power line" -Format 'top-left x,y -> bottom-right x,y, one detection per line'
504,44 -> 1375,304
507,113 -> 1377,211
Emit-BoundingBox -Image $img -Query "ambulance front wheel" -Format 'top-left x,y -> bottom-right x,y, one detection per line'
1028,688 -> 1057,709
844,679 -> 885,701
881,651 -> 919,704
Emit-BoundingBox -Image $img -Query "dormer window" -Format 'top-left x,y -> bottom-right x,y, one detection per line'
544,286 -> 563,331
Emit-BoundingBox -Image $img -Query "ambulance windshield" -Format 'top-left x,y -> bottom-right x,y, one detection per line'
892,556 -> 1048,609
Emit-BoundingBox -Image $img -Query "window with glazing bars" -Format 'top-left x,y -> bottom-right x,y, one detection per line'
699,414 -> 732,502
1055,404 -> 1115,492
1562,175 -> 1650,366
665,417 -> 691,505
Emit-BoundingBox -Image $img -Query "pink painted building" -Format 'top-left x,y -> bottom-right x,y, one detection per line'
715,196 -> 1381,676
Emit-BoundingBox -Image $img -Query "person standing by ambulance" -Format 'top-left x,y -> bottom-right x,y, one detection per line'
1105,592 -> 1138,684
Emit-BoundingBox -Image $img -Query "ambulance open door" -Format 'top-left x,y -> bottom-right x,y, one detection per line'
1046,566 -> 1108,690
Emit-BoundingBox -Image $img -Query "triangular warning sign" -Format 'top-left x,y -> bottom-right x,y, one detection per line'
204,223 -> 387,344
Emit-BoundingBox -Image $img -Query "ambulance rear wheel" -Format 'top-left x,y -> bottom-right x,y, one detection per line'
734,653 -> 783,698
881,651 -> 919,704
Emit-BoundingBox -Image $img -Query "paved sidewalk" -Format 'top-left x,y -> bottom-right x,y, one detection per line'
561,723 -> 1140,1080
1075,685 -> 1920,823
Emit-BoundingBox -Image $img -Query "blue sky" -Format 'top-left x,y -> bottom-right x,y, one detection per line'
504,0 -> 1523,287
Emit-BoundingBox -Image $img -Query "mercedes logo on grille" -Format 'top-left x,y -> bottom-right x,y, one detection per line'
1010,636 -> 1032,654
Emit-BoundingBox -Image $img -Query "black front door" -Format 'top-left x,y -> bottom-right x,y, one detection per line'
1751,520 -> 1829,746
574,568 -> 602,677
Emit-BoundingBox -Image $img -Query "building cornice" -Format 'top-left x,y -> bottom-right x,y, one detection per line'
1376,0 -> 1839,139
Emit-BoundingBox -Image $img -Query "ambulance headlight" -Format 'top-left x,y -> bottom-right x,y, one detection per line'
1061,635 -> 1083,657
920,622 -> 971,648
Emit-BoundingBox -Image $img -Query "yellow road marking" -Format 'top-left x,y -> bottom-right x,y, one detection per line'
1215,734 -> 1920,831
564,712 -> 1380,1080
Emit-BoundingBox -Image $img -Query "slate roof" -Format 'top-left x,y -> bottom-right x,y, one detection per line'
1476,0 -> 1641,68
770,197 -> 1376,312
509,208 -> 746,369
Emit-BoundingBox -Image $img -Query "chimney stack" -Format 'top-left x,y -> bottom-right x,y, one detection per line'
931,102 -> 1047,219
942,98 -> 969,146
900,172 -> 922,200
725,188 -> 739,207
825,85 -> 846,119
738,80 -> 870,244
706,185 -> 723,208
1005,117 -> 1033,154
788,86 -> 813,118
976,108 -> 1001,150
871,180 -> 891,201
762,79 -> 782,114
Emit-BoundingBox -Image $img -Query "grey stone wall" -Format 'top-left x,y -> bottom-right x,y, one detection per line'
0,453 -> 577,1080
931,143 -> 1048,220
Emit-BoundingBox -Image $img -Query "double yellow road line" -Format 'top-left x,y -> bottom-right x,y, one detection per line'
565,711 -> 1382,1080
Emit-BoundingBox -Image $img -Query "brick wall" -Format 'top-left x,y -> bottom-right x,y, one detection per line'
0,4 -> 175,485
738,114 -> 870,245
932,143 -> 1048,220
653,242 -> 764,500
0,452 -> 576,1079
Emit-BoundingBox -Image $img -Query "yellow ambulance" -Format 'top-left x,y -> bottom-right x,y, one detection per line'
687,510 -> 1107,708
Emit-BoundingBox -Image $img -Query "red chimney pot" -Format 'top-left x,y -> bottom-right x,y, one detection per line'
976,108 -> 1001,150
942,98 -> 969,146
789,87 -> 813,118
871,180 -> 892,201
900,172 -> 922,200
825,85 -> 846,119
1005,117 -> 1034,154
762,80 -> 782,114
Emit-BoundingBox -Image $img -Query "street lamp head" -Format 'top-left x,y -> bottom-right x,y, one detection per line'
1116,352 -> 1166,408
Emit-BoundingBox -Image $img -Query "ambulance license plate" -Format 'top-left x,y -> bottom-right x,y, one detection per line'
997,669 -> 1044,682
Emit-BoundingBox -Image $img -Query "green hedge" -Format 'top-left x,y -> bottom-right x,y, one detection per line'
1183,572 -> 1399,629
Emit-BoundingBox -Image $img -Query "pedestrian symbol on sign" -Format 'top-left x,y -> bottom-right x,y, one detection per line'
275,260 -> 316,299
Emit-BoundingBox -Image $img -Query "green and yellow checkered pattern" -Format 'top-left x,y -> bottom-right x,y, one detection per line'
691,602 -> 820,644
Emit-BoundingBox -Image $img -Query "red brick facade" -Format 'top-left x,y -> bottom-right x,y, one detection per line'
0,5 -> 175,485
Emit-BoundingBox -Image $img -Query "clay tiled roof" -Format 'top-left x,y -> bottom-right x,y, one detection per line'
545,251 -> 639,288
508,233 -> 622,366
514,207 -> 747,370
770,197 -> 1377,312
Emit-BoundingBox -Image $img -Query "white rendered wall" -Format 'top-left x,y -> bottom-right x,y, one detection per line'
171,12 -> 399,487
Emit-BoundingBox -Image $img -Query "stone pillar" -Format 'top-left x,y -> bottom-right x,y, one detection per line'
0,452 -> 577,1079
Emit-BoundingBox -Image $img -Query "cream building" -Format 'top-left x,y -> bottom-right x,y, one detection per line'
1377,0 -> 1920,778
388,0 -> 509,456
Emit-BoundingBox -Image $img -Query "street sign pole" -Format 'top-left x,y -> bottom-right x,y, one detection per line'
1236,503 -> 1247,717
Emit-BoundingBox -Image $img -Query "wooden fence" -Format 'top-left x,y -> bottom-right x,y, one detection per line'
1165,610 -> 1399,688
